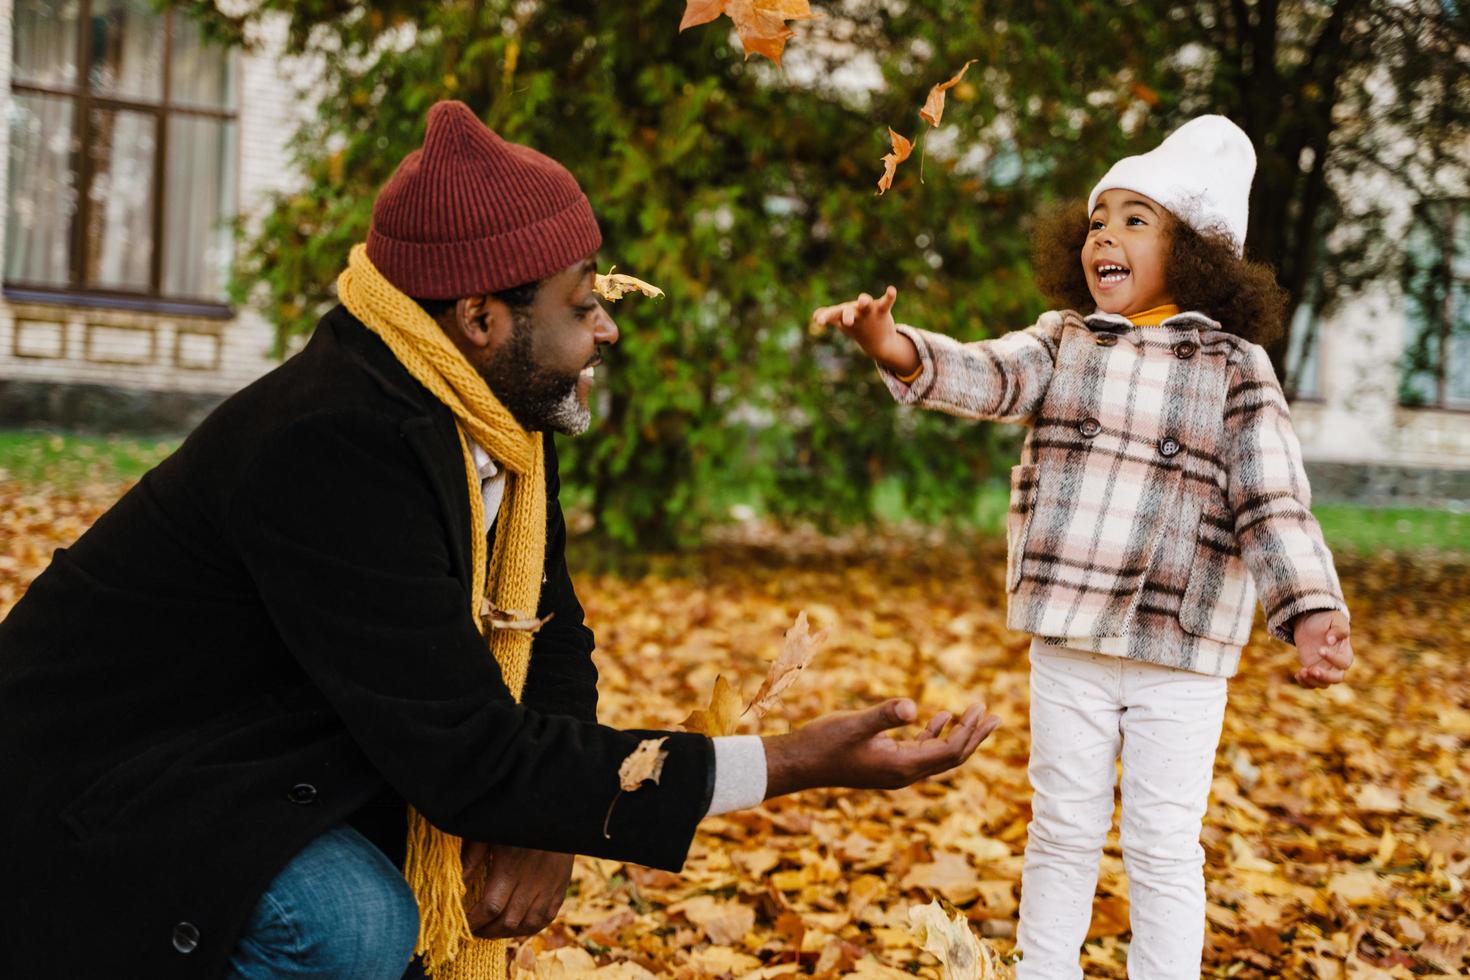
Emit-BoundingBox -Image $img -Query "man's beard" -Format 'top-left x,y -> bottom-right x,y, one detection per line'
481,308 -> 592,436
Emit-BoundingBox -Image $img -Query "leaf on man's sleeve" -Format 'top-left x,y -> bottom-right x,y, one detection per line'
682,675 -> 744,736
618,737 -> 670,792
745,610 -> 828,719
919,59 -> 976,127
876,128 -> 915,196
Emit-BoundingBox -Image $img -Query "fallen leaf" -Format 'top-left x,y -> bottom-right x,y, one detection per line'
618,737 -> 669,791
902,852 -> 981,905
594,267 -> 665,302
682,674 -> 744,735
919,59 -> 976,127
745,609 -> 827,719
670,894 -> 756,944
876,128 -> 914,196
906,899 -> 1011,979
480,598 -> 553,633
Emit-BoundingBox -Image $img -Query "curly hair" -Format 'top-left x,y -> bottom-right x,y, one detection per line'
1029,200 -> 1288,346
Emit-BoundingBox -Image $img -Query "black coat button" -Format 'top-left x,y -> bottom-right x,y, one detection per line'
1079,418 -> 1102,438
286,783 -> 319,805
1159,437 -> 1181,457
1095,332 -> 1119,347
172,921 -> 199,954
1173,341 -> 1197,359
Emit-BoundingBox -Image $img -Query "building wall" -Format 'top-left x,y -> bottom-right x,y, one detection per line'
0,3 -> 303,426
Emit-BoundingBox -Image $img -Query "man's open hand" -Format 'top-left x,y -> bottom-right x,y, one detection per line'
762,698 -> 1000,799
1293,609 -> 1353,689
461,842 -> 574,939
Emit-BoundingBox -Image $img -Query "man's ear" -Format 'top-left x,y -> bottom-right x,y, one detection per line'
453,294 -> 512,353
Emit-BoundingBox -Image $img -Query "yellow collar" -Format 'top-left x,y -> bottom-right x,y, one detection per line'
1127,303 -> 1182,327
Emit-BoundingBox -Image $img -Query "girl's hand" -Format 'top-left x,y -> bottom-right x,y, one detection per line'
811,286 -> 919,375
1292,610 -> 1353,688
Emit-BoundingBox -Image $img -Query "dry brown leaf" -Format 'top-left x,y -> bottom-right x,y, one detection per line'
594,267 -> 665,302
678,0 -> 818,66
876,128 -> 914,196
907,899 -> 1011,979
480,598 -> 553,634
919,59 -> 976,127
745,609 -> 828,719
670,894 -> 756,944
618,737 -> 669,792
681,674 -> 743,735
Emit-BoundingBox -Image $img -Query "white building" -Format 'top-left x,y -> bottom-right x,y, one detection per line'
0,1 -> 1465,499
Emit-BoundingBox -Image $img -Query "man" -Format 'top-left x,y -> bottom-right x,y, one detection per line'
0,101 -> 998,979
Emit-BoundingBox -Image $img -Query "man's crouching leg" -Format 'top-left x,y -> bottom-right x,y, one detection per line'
227,824 -> 420,980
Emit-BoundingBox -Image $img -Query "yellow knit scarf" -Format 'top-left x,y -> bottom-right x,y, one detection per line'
338,244 -> 546,979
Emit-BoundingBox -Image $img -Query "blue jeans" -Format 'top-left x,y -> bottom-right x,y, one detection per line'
226,824 -> 419,980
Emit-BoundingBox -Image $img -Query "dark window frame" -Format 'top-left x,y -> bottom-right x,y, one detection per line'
1400,199 -> 1470,412
6,0 -> 239,312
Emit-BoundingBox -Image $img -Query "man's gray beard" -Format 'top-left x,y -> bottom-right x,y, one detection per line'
482,307 -> 593,436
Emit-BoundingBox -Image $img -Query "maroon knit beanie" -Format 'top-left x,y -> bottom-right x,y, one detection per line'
366,100 -> 602,299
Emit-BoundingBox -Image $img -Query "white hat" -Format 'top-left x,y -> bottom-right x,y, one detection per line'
1087,115 -> 1255,256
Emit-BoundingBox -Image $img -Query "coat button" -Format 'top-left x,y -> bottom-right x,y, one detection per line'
1079,417 -> 1102,438
286,783 -> 319,805
1095,332 -> 1119,347
1159,437 -> 1182,457
172,921 -> 200,954
1173,341 -> 1197,359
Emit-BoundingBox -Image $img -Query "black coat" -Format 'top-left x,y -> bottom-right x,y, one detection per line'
0,307 -> 712,978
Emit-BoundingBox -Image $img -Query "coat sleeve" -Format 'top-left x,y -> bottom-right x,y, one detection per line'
228,409 -> 711,870
520,436 -> 599,724
1224,344 -> 1349,643
877,313 -> 1065,424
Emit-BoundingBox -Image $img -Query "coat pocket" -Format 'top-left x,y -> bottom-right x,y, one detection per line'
1179,497 -> 1256,646
1005,464 -> 1040,592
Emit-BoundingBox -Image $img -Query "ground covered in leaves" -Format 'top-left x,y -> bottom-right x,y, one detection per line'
2,483 -> 1467,978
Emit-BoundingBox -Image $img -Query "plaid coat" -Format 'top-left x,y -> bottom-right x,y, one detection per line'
881,308 -> 1348,678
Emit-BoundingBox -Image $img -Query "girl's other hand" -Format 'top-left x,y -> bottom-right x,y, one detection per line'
811,287 -> 919,375
1292,609 -> 1353,688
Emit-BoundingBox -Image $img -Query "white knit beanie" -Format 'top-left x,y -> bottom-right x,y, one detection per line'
1087,115 -> 1256,256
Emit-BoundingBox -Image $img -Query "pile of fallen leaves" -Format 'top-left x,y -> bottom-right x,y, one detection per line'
2,482 -> 1466,978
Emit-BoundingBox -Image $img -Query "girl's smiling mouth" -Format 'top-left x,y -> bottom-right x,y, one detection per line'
1094,262 -> 1131,290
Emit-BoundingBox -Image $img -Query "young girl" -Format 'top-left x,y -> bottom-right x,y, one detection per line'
813,115 -> 1354,979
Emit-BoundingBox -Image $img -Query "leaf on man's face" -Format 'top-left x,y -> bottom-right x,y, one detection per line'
745,609 -> 828,720
682,674 -> 744,736
595,267 -> 666,302
619,737 -> 670,791
876,128 -> 915,196
919,59 -> 977,127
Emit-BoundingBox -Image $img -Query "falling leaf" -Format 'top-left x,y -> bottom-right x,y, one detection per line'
618,737 -> 669,792
876,128 -> 914,196
480,598 -> 553,633
682,674 -> 744,735
594,267 -> 665,302
919,59 -> 977,127
745,610 -> 828,719
1129,80 -> 1161,106
678,0 -> 818,66
907,899 -> 1011,980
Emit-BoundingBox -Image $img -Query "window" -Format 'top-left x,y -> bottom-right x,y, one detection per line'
1400,200 -> 1470,410
6,0 -> 238,307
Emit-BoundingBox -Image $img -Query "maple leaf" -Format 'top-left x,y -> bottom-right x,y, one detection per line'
682,674 -> 744,736
678,0 -> 818,67
618,737 -> 669,792
479,598 -> 553,633
744,609 -> 828,719
907,899 -> 1011,979
594,267 -> 665,302
919,59 -> 976,127
876,128 -> 914,196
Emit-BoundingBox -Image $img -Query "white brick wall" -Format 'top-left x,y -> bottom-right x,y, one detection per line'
0,3 -> 307,398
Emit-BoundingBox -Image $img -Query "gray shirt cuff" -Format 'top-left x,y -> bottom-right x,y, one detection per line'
706,735 -> 768,816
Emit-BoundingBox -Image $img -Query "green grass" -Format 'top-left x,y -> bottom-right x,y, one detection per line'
0,429 -> 179,486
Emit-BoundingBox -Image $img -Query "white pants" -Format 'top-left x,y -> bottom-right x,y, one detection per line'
1016,640 -> 1227,980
